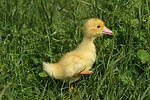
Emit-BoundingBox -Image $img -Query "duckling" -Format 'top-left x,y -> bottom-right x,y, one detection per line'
43,18 -> 112,84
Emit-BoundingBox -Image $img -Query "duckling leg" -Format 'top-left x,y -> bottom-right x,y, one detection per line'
73,70 -> 93,78
80,70 -> 93,75
68,71 -> 93,92
68,71 -> 93,79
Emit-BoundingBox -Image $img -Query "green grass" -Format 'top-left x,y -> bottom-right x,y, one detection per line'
0,0 -> 150,99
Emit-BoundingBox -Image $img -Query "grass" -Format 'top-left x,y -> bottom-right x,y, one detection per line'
0,0 -> 150,99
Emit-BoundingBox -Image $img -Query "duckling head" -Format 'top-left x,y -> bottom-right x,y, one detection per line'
84,18 -> 112,39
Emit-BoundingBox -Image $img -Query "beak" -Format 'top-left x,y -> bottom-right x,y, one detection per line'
102,27 -> 113,35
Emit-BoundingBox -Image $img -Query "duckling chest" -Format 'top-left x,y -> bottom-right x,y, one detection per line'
77,44 -> 96,70
83,47 -> 96,70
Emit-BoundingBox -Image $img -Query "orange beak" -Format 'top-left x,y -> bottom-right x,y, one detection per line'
102,27 -> 112,35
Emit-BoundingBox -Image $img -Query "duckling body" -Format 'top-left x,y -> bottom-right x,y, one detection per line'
43,18 -> 112,83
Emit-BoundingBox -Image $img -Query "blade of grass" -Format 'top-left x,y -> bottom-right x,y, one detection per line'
96,51 -> 128,96
0,81 -> 12,100
39,80 -> 48,100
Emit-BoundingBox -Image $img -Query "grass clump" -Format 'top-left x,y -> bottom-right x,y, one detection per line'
0,0 -> 150,99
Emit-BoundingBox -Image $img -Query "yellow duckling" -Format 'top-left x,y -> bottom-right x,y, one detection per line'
43,18 -> 112,84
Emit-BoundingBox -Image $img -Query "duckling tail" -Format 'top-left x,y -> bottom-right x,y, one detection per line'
42,62 -> 54,76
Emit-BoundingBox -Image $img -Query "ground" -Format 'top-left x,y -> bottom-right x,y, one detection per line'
0,0 -> 150,99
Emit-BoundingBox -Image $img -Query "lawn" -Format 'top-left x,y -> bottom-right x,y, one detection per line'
0,0 -> 150,99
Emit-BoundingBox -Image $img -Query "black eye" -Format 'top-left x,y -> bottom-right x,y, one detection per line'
97,25 -> 100,28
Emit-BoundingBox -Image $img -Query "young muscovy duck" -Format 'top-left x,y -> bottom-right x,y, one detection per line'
43,18 -> 112,85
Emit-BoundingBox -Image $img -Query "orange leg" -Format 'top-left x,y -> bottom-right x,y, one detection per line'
68,71 -> 93,92
73,70 -> 93,77
80,70 -> 93,75
68,70 -> 93,79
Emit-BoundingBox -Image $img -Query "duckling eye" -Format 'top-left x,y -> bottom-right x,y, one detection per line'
97,25 -> 100,28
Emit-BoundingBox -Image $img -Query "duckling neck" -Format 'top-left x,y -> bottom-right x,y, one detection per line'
76,36 -> 96,54
83,31 -> 96,41
83,36 -> 95,43
75,36 -> 96,64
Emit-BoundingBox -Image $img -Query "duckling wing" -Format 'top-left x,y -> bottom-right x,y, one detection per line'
71,55 -> 93,78
73,55 -> 85,72
58,52 -> 93,79
58,53 -> 86,74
